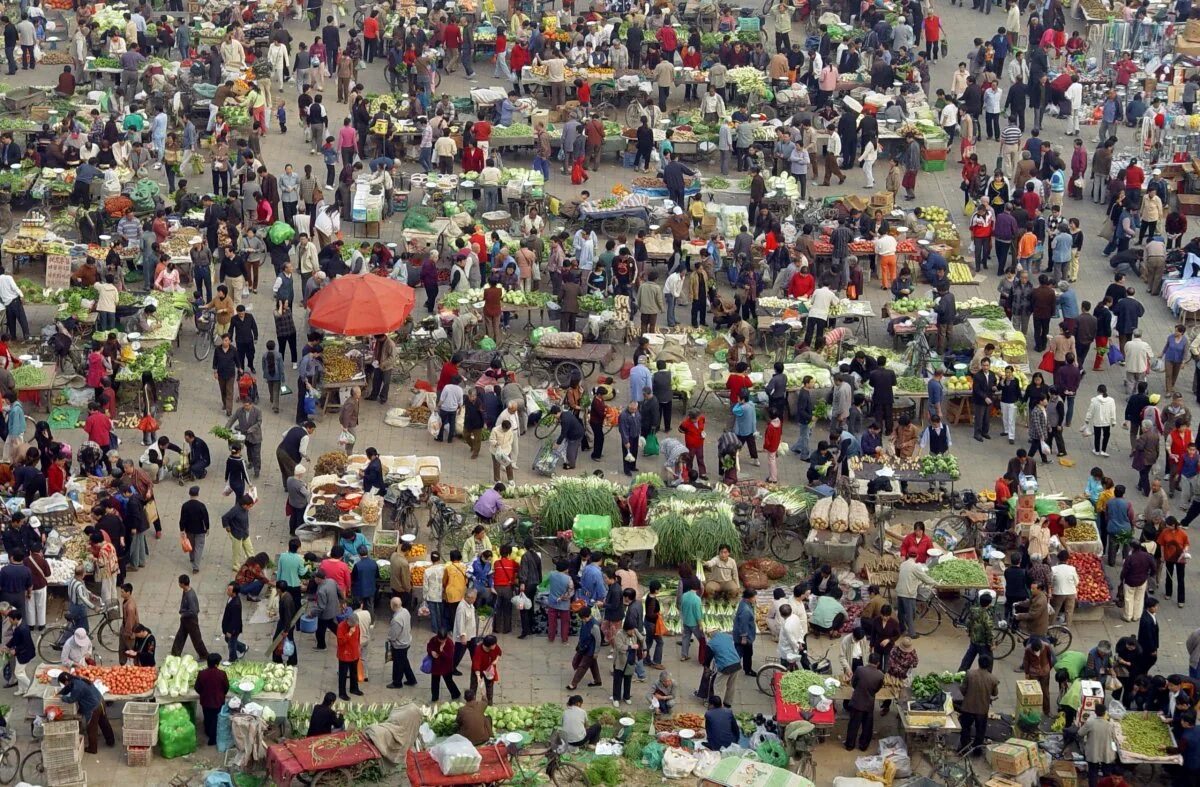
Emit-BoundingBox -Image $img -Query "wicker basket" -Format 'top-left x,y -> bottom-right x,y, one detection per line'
481,210 -> 513,231
126,746 -> 152,767
45,757 -> 84,785
121,701 -> 158,731
43,733 -> 83,770
122,726 -> 157,747
372,530 -> 399,559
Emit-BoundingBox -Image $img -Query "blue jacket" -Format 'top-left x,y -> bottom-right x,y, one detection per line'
546,571 -> 573,611
707,632 -> 740,672
60,677 -> 103,719
704,707 -> 740,751
469,557 -> 494,594
732,402 -> 756,438
580,563 -> 606,605
350,557 -> 378,600
733,600 -> 756,643
577,618 -> 597,656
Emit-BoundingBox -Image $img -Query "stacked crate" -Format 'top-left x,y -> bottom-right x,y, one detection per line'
121,702 -> 158,768
41,719 -> 85,786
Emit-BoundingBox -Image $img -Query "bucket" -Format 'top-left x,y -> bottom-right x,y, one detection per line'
297,614 -> 318,634
394,191 -> 410,211
953,363 -> 968,377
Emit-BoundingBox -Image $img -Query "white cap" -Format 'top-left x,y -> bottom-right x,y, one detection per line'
1153,168 -> 1162,175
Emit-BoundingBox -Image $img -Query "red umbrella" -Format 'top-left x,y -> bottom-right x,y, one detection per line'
307,274 -> 416,336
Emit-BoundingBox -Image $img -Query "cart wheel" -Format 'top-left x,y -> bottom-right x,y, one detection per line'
600,216 -> 628,236
755,663 -> 785,696
554,361 -> 583,387
625,102 -> 644,130
549,762 -> 588,787
768,529 -> 805,563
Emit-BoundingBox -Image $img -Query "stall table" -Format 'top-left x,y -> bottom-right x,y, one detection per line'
851,460 -> 959,498
268,730 -> 384,787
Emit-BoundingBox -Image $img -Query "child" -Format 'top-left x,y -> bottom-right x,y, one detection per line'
276,100 -> 288,134
763,406 -> 783,484
689,195 -> 705,229
885,158 -> 902,203
321,136 -> 338,189
575,78 -> 590,110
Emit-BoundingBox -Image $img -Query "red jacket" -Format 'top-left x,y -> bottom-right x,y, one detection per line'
471,643 -> 502,673
363,16 -> 379,40
763,420 -> 782,453
336,620 -> 361,662
510,44 -> 531,72
680,415 -> 705,452
656,26 -> 677,51
443,23 -> 462,49
787,272 -> 815,298
427,636 -> 456,675
462,146 -> 484,173
493,557 -> 518,588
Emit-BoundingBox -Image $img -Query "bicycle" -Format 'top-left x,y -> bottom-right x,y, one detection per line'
0,725 -> 21,783
737,503 -> 806,564
384,485 -> 421,536
426,494 -> 466,555
192,308 -> 215,361
921,729 -> 987,787
754,644 -> 832,696
991,614 -> 1072,660
38,602 -> 122,664
532,407 -> 615,442
507,733 -> 587,787
912,585 -> 978,637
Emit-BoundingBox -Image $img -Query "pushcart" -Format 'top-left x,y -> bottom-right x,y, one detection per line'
579,204 -> 652,236
699,756 -> 816,787
266,730 -> 388,787
771,672 -> 836,743
527,343 -> 616,387
406,743 -> 514,787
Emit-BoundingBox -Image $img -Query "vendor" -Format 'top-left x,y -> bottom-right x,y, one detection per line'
809,586 -> 848,637
462,524 -> 494,565
703,694 -> 740,750
703,545 -> 739,601
57,672 -> 115,754
337,530 -> 370,566
900,522 -> 934,563
360,447 -> 384,496
307,692 -> 345,736
455,688 -> 492,745
60,627 -> 93,669
560,695 -> 602,746
473,483 -> 507,524
659,437 -> 690,487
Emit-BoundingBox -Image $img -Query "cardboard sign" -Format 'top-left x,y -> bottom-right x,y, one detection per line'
44,254 -> 71,292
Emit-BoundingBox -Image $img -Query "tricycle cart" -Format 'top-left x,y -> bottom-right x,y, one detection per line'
699,756 -> 816,787
266,730 -> 388,787
579,204 -> 651,236
406,743 -> 514,787
528,343 -> 615,387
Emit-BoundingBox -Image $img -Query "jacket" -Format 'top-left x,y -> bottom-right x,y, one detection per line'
1015,589 -> 1050,636
849,664 -> 884,712
961,666 -> 999,715
1079,715 -> 1119,764
221,595 -> 243,636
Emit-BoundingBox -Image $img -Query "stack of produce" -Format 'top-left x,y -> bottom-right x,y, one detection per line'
37,664 -> 157,695
919,454 -> 960,479
778,670 -> 828,707
649,496 -> 739,566
1119,712 -> 1173,757
927,558 -> 987,587
538,476 -> 622,535
1066,552 -> 1110,603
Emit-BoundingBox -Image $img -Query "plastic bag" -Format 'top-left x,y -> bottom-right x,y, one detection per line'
430,734 -> 483,776
661,747 -> 697,779
1108,344 -> 1124,365
692,749 -> 722,778
513,592 -> 532,610
427,411 -> 442,438
643,433 -> 659,457
268,220 -> 296,245
479,336 -> 496,350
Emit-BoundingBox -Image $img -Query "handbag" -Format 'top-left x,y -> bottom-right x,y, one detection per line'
1108,344 -> 1125,365
654,614 -> 668,637
1104,674 -> 1122,692
420,654 -> 434,674
137,414 -> 159,433
1038,350 -> 1056,373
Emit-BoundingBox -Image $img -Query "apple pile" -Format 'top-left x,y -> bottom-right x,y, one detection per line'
1066,553 -> 1111,604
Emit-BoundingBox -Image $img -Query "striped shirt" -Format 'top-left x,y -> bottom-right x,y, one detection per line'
1000,125 -> 1022,145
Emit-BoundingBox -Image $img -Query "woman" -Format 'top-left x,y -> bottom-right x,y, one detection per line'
138,371 -> 158,447
612,621 -> 645,708
1081,384 -> 1118,456
224,443 -> 250,501
339,387 -> 360,450
154,261 -> 183,292
1163,324 -> 1188,395
60,627 -> 94,668
879,635 -> 918,715
648,670 -> 676,714
1132,418 -> 1160,496
426,629 -> 461,702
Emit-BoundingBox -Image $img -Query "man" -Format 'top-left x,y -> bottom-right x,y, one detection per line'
221,495 -> 255,573
177,485 -> 209,574
195,652 -> 229,746
1051,549 -> 1079,625
1121,542 -> 1157,622
276,420 -> 314,485
971,358 -> 998,441
702,630 -> 742,707
1078,703 -> 1119,784
896,555 -> 932,638
389,541 -> 413,612
212,333 -> 239,417
386,595 -> 416,689
845,652 -> 885,752
170,574 -> 208,658
703,693 -> 740,750
959,592 -> 996,672
959,653 -> 999,754
455,688 -> 493,745
1138,596 -> 1160,676
57,671 -> 115,754
733,589 -> 757,677
226,397 -> 263,479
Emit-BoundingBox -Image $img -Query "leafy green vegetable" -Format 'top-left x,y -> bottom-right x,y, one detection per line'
778,670 -> 827,707
585,756 -> 621,786
927,558 -> 987,587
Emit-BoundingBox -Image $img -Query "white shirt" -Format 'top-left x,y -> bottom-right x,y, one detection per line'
452,600 -> 477,642
896,557 -> 932,599
423,563 -> 445,603
808,287 -> 839,320
874,234 -> 897,256
1065,82 -> 1083,110
1051,563 -> 1079,595
778,614 -> 805,662
940,103 -> 958,128
663,271 -> 683,297
0,275 -> 22,307
1085,395 -> 1118,427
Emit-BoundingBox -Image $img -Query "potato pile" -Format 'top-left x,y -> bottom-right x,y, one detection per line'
811,497 -> 832,530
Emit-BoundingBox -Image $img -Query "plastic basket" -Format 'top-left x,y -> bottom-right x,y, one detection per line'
122,702 -> 158,730
373,530 -> 400,559
41,720 -> 81,749
45,757 -> 84,784
43,733 -> 83,768
126,745 -> 152,767
123,726 -> 158,747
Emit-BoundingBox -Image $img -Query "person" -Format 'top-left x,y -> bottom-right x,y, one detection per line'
335,613 -> 363,700
1051,550 -> 1079,624
307,692 -> 345,736
679,580 -> 703,660
703,694 -> 740,751
1079,702 -> 1119,785
838,627 -> 869,682
1121,541 -> 1156,621
702,629 -> 741,707
427,629 -> 460,702
220,581 -> 246,663
896,555 -> 932,638
4,608 -> 33,695
845,652 -> 885,752
1138,596 -> 1160,676
959,653 -> 999,754
704,545 -> 739,601
455,688 -> 493,745
171,574 -> 208,658
733,589 -> 757,677
561,695 -> 602,746
1159,517 -> 1189,607
900,522 -> 934,563
195,652 -> 230,746
57,671 -> 115,754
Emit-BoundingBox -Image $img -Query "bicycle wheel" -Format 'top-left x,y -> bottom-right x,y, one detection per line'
193,330 -> 212,361
624,102 -> 643,129
18,751 -> 40,785
0,744 -> 19,784
534,414 -> 559,440
37,625 -> 67,664
550,762 -> 587,787
1045,624 -> 1072,656
554,361 -> 583,388
991,627 -> 1016,660
399,507 -> 420,537
755,663 -> 784,696
95,614 -> 122,653
913,600 -> 941,636
768,529 -> 804,562
796,753 -> 815,783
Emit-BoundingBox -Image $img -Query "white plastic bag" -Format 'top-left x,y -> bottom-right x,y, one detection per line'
661,747 -> 697,779
430,735 -> 483,776
513,592 -> 532,610
692,749 -> 722,778
427,411 -> 442,438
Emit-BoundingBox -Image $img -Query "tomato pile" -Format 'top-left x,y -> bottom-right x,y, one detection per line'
1066,553 -> 1111,604
37,665 -> 158,696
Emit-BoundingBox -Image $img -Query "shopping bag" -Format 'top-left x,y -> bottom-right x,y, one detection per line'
1038,350 -> 1056,373
643,432 -> 660,457
137,414 -> 159,433
420,654 -> 434,674
1108,344 -> 1125,365
1151,357 -> 1165,373
180,534 -> 193,553
427,411 -> 442,438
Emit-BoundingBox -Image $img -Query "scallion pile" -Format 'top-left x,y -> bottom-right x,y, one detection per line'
650,497 -> 739,566
538,476 -> 623,535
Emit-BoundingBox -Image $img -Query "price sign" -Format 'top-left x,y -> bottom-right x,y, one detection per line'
44,254 -> 71,292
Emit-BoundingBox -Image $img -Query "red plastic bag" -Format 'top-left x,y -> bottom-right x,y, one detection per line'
571,158 -> 587,185
1038,350 -> 1056,373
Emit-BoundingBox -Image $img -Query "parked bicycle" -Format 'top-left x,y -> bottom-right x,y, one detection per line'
38,602 -> 121,664
922,729 -> 987,786
754,644 -> 832,696
192,308 -> 215,361
507,732 -> 586,787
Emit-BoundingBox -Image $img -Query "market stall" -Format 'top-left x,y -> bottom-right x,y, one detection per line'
269,729 -> 387,787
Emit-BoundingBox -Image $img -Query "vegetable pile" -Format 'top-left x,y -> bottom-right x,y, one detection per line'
778,670 -> 827,707
156,655 -> 201,697
1066,552 -> 1110,603
919,454 -> 960,479
649,496 -> 739,566
927,558 -> 987,587
538,476 -> 622,535
315,451 -> 350,475
39,665 -> 156,695
222,661 -> 295,694
1120,712 -> 1173,757
896,375 -> 926,393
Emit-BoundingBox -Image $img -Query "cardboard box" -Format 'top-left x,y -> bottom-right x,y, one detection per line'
1016,680 -> 1044,709
1051,760 -> 1079,787
987,768 -> 1040,787
987,743 -> 1032,776
986,778 -> 1023,787
870,191 -> 894,212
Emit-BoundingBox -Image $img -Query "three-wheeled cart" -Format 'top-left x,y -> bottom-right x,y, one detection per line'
406,743 -> 514,787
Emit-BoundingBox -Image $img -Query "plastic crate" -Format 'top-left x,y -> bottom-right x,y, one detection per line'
122,726 -> 157,747
121,702 -> 158,731
45,757 -> 84,785
921,158 -> 947,173
41,720 -> 81,749
126,746 -> 152,767
373,530 -> 400,559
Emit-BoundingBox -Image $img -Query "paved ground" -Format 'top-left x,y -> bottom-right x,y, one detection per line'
0,1 -> 1192,784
